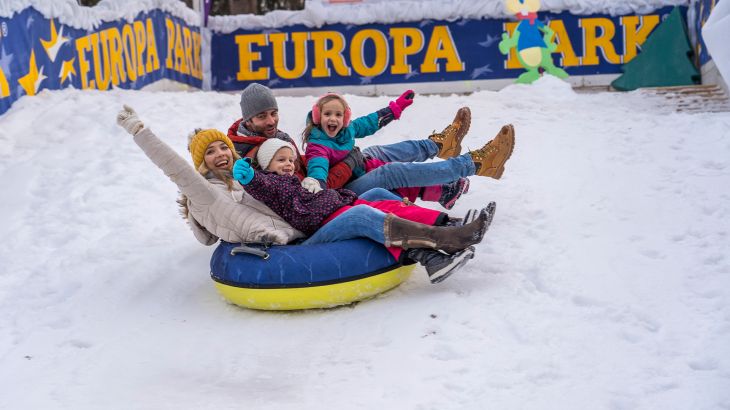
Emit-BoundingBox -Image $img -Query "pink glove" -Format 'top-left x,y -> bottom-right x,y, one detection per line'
388,90 -> 415,119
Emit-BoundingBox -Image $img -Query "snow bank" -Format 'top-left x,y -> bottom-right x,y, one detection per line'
0,0 -> 199,30
209,0 -> 689,32
701,0 -> 730,87
1,0 -> 689,32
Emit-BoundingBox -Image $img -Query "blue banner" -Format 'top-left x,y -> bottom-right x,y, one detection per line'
694,0 -> 721,66
211,6 -> 678,91
0,7 -> 202,115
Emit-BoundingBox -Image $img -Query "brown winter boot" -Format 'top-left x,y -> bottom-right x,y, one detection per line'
383,211 -> 487,255
428,107 -> 471,159
470,124 -> 515,179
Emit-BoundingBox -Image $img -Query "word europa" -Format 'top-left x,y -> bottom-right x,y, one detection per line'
235,25 -> 465,81
504,15 -> 661,68
74,18 -> 203,90
232,14 -> 662,82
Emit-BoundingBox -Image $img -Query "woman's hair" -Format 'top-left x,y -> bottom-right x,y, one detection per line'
301,94 -> 349,148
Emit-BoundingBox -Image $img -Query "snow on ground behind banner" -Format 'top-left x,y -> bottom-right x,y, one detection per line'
0,78 -> 729,409
0,0 -> 689,31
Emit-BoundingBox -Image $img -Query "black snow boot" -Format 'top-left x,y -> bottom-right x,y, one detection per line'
406,247 -> 476,283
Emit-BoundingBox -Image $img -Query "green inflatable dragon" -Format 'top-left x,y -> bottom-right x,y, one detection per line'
498,0 -> 569,84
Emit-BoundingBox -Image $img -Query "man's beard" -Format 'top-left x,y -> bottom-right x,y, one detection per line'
248,121 -> 276,137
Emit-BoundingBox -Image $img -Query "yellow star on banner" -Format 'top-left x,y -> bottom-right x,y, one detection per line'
18,50 -> 47,96
59,58 -> 76,85
40,19 -> 68,62
0,68 -> 9,98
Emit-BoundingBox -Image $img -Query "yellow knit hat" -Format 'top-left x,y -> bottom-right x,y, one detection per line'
188,129 -> 236,170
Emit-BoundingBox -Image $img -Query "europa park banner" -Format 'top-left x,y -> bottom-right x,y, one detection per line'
0,7 -> 202,115
211,6 -> 678,91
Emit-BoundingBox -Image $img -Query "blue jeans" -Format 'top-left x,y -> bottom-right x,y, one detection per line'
302,205 -> 386,245
362,139 -> 438,163
357,187 -> 403,201
345,151 -> 476,195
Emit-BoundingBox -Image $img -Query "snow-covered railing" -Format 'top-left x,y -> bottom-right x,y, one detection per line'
207,0 -> 689,32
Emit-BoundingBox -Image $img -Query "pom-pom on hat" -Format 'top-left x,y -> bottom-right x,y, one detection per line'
256,138 -> 297,171
188,129 -> 236,170
240,83 -> 278,121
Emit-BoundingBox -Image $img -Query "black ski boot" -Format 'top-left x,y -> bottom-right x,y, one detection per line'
480,201 -> 497,236
406,246 -> 476,283
443,208 -> 480,227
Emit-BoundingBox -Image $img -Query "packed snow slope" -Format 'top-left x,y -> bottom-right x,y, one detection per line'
0,78 -> 729,409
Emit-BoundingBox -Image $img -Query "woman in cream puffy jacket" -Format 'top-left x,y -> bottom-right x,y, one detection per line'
116,105 -> 304,246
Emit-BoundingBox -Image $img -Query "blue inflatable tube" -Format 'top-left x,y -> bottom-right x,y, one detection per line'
210,239 -> 415,310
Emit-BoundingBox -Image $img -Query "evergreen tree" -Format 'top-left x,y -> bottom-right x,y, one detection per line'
611,7 -> 700,91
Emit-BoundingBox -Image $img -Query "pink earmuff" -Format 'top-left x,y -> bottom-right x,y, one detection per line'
312,93 -> 351,127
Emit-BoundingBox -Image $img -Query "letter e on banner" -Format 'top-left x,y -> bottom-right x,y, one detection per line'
235,34 -> 269,81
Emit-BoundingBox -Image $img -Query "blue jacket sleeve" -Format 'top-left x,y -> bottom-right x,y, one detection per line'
306,154 -> 331,184
345,112 -> 380,140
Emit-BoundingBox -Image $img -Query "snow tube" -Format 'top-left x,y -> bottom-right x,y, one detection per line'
210,239 -> 415,310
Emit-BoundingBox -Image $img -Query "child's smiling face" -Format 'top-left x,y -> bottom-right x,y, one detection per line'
265,147 -> 296,176
320,99 -> 346,138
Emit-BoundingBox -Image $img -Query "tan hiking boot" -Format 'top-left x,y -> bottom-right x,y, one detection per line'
470,124 -> 515,179
428,107 -> 471,159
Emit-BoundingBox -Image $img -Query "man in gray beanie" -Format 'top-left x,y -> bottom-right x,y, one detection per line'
238,83 -> 279,138
239,83 -> 279,135
226,83 -> 515,208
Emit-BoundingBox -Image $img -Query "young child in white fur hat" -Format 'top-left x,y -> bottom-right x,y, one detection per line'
255,138 -> 299,176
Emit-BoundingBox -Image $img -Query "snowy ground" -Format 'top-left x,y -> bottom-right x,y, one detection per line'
0,78 -> 729,409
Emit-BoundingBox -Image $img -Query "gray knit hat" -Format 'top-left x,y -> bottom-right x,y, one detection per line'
240,83 -> 278,121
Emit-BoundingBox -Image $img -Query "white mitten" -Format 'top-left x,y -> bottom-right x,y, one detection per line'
116,104 -> 144,136
301,177 -> 323,193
